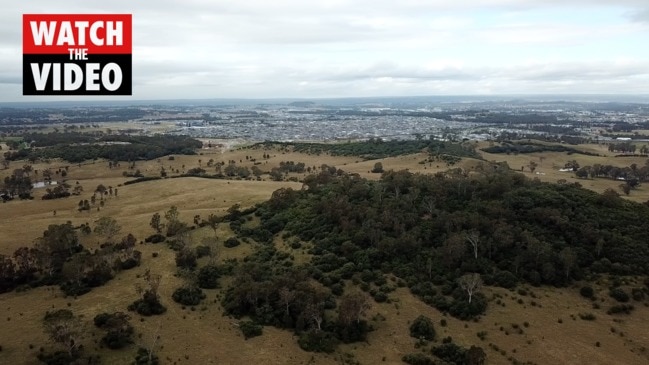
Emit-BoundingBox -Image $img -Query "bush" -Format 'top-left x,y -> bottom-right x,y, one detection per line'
172,286 -> 205,306
224,237 -> 241,248
609,288 -> 630,303
297,330 -> 338,353
197,264 -> 220,289
631,288 -> 646,301
431,343 -> 467,364
37,351 -> 78,365
493,271 -> 518,289
579,313 -> 596,321
580,286 -> 594,299
133,347 -> 159,365
195,245 -> 211,258
128,292 -> 166,316
175,248 -> 197,270
409,315 -> 436,341
335,320 -> 370,344
144,234 -> 165,244
373,291 -> 388,303
239,320 -> 263,339
607,304 -> 635,315
401,353 -> 435,365
448,294 -> 487,320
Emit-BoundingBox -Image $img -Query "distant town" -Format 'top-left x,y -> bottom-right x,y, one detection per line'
2,97 -> 649,143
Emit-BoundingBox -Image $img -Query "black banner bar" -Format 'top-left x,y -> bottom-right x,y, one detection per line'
23,54 -> 132,95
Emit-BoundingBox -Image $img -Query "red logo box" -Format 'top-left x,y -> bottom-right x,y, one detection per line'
23,14 -> 132,95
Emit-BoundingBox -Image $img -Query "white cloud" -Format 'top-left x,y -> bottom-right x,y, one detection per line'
1,0 -> 648,101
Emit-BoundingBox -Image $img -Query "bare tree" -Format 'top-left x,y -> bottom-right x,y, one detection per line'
595,239 -> 605,257
207,213 -> 221,237
442,234 -> 466,268
94,216 -> 122,243
140,320 -> 162,364
421,197 -> 436,216
278,287 -> 296,316
201,236 -> 219,265
303,302 -> 323,331
338,291 -> 371,326
458,273 -> 482,303
559,247 -> 576,279
465,230 -> 480,259
149,213 -> 163,234
42,309 -> 84,357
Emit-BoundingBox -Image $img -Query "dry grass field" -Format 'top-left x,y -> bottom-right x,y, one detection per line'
1,142 -> 649,365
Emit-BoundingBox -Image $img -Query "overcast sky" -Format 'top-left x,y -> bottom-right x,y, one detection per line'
2,0 -> 649,101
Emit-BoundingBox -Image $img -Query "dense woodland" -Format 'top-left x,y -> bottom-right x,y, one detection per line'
3,134 -> 201,163
256,138 -> 479,160
481,141 -> 598,156
198,167 -> 649,360
229,167 -> 649,315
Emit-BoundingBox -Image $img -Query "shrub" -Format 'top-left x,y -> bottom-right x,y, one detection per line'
335,320 -> 370,344
476,331 -> 487,340
579,286 -> 594,299
175,248 -> 197,270
431,343 -> 467,364
493,271 -> 518,289
172,286 -> 205,306
373,291 -> 388,303
128,292 -> 166,316
409,315 -> 436,341
239,320 -> 263,339
631,288 -> 646,301
37,351 -> 77,365
401,353 -> 435,365
609,288 -> 630,303
134,347 -> 159,365
607,304 -> 635,315
579,313 -> 596,321
195,245 -> 211,258
297,330 -> 338,353
224,237 -> 241,248
448,294 -> 487,320
144,234 -> 165,244
197,264 -> 220,289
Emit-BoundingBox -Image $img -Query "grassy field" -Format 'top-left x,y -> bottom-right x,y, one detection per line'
477,141 -> 649,203
1,142 -> 649,364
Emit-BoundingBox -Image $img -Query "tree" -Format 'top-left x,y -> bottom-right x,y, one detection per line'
466,346 -> 487,365
279,287 -> 296,316
207,213 -> 221,237
620,183 -> 631,196
371,162 -> 384,173
465,230 -> 480,259
137,321 -> 162,365
201,236 -> 219,265
409,315 -> 436,341
527,161 -> 538,173
164,206 -> 184,236
43,309 -> 84,357
338,291 -> 371,326
175,247 -> 197,270
558,247 -> 576,279
94,217 -> 122,243
95,184 -> 107,198
129,269 -> 166,316
149,213 -> 163,234
93,312 -> 134,349
458,273 -> 482,303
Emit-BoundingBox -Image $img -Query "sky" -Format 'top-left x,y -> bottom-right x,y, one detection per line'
1,0 -> 649,101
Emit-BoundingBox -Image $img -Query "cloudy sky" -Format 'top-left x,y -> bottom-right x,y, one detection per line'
2,0 -> 649,101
